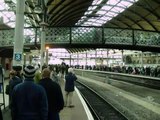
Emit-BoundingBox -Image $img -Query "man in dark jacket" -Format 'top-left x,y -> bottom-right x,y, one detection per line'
8,70 -> 22,108
11,65 -> 48,120
64,67 -> 77,107
39,68 -> 64,120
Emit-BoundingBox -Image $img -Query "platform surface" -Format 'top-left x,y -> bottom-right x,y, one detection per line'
1,79 -> 92,120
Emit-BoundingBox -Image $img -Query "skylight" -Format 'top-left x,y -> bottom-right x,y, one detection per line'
0,0 -> 33,28
76,0 -> 139,26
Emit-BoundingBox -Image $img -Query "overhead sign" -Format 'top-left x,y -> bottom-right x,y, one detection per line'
14,53 -> 22,61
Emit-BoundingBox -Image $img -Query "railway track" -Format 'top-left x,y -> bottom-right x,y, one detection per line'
75,70 -> 160,89
75,81 -> 128,120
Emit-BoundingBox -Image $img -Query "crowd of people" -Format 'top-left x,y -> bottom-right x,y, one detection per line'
3,62 -> 77,120
4,62 -> 159,119
74,65 -> 160,77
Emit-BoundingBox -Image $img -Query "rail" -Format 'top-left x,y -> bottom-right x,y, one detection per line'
76,81 -> 128,120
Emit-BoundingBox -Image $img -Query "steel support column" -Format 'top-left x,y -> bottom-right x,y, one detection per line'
13,0 -> 25,66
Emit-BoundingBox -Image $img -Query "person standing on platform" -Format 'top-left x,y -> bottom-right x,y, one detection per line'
64,67 -> 77,107
11,65 -> 48,120
12,66 -> 24,80
0,65 -> 4,93
34,65 -> 42,84
7,70 -> 22,108
39,68 -> 64,120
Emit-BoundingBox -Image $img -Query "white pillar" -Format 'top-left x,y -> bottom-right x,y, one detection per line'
86,52 -> 87,66
95,50 -> 97,65
77,53 -> 79,65
69,54 -> 72,66
23,53 -> 26,65
141,51 -> 143,67
106,50 -> 109,66
40,28 -> 46,70
121,50 -> 124,64
13,0 -> 25,66
46,49 -> 49,66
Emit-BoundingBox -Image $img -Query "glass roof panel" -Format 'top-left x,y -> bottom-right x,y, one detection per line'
108,0 -> 121,6
76,0 -> 139,26
111,6 -> 125,13
101,6 -> 112,11
91,22 -> 102,26
0,0 -> 33,28
100,16 -> 112,21
88,18 -> 97,22
85,11 -> 92,15
96,19 -> 106,23
88,6 -> 97,11
92,0 -> 103,5
107,12 -> 118,16
97,10 -> 106,15
7,21 -> 15,27
118,1 -> 134,7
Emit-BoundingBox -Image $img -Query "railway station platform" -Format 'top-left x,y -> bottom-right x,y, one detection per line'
0,79 -> 93,120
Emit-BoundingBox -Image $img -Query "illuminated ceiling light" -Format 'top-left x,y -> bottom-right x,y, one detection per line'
46,46 -> 49,50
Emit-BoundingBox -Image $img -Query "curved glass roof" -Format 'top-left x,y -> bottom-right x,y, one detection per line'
0,0 -> 140,28
76,0 -> 139,26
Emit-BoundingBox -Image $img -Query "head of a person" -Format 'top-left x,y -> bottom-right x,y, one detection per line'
23,65 -> 36,79
12,65 -> 22,72
9,70 -> 16,79
42,68 -> 51,78
12,65 -> 22,76
68,68 -> 74,74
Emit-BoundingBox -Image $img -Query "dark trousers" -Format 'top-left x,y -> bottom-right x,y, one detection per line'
0,107 -> 3,120
48,112 -> 60,120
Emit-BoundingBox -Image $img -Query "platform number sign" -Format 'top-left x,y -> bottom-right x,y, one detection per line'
14,53 -> 22,61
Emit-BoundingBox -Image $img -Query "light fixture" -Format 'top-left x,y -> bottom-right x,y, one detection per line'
34,5 -> 42,14
46,46 -> 49,50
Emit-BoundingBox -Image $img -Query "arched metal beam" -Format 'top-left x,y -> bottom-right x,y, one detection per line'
50,1 -> 90,26
48,0 -> 76,22
128,4 -> 158,31
117,13 -> 145,30
53,5 -> 89,26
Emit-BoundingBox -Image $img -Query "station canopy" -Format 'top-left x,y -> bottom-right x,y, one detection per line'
0,0 -> 159,32
0,0 -> 160,56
